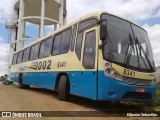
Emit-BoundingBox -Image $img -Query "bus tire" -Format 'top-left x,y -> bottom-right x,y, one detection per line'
18,74 -> 30,89
58,75 -> 70,101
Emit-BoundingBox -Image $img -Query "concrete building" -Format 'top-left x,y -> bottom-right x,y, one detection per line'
6,0 -> 67,77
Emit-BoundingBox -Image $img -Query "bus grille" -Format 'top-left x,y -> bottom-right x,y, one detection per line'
123,92 -> 152,99
122,77 -> 152,86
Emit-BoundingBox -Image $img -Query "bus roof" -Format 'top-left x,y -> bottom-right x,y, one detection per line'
13,11 -> 146,53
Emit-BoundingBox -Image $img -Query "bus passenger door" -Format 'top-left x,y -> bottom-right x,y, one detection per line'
72,27 -> 98,100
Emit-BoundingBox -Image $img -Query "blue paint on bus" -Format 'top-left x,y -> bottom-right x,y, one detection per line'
98,71 -> 156,101
10,70 -> 156,101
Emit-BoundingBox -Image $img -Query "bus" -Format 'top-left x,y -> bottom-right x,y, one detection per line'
10,11 -> 156,101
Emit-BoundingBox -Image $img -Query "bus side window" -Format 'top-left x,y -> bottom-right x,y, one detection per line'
43,37 -> 52,58
78,19 -> 97,31
83,30 -> 96,69
33,43 -> 39,60
17,51 -> 23,64
60,28 -> 72,54
22,48 -> 26,62
12,53 -> 18,65
52,34 -> 61,56
71,25 -> 77,51
39,41 -> 45,59
22,47 -> 30,62
29,45 -> 35,60
75,32 -> 83,60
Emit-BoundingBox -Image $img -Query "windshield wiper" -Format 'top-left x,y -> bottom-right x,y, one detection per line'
124,34 -> 134,65
135,37 -> 153,71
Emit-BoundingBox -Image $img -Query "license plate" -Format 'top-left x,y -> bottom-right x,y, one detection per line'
136,88 -> 145,92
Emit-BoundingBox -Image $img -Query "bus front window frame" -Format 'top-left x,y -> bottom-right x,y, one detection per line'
101,13 -> 155,72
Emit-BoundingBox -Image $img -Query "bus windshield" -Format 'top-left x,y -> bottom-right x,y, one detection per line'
101,14 -> 155,72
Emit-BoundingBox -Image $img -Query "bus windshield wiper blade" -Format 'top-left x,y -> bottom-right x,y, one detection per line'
124,44 -> 131,65
124,34 -> 134,65
135,37 -> 153,71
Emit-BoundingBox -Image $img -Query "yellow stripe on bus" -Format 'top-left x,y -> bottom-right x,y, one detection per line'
112,63 -> 155,80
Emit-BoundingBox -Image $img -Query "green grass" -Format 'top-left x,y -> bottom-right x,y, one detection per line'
153,84 -> 160,106
138,84 -> 160,107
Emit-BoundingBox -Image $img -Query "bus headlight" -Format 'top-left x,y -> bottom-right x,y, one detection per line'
104,61 -> 123,81
105,68 -> 113,74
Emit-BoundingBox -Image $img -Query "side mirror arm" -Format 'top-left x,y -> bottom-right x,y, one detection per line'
97,19 -> 107,24
99,40 -> 107,49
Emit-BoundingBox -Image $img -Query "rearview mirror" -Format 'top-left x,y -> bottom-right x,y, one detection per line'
99,20 -> 107,41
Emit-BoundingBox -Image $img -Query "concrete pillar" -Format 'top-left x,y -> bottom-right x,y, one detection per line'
9,8 -> 18,66
63,17 -> 66,25
59,0 -> 64,27
63,0 -> 67,25
9,29 -> 16,66
40,0 -> 45,37
17,0 -> 25,50
11,10 -> 17,41
54,24 -> 57,30
8,7 -> 18,79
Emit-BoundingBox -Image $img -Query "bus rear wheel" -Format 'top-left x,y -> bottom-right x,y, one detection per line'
18,74 -> 30,89
58,75 -> 70,101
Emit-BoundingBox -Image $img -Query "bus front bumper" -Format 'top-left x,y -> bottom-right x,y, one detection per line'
98,75 -> 156,101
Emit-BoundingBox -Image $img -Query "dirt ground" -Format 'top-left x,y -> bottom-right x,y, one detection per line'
0,82 -> 159,120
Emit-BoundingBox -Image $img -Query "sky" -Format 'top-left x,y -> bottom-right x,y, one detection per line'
0,0 -> 160,76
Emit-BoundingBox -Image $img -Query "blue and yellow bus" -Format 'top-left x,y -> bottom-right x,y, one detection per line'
11,11 -> 156,101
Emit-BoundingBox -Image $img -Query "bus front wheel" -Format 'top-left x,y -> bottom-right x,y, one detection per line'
58,75 -> 70,101
18,74 -> 30,89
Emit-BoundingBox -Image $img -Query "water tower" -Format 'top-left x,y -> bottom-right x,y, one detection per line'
6,0 -> 67,76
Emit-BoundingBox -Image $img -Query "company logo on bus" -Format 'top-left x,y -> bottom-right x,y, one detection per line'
20,66 -> 28,71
